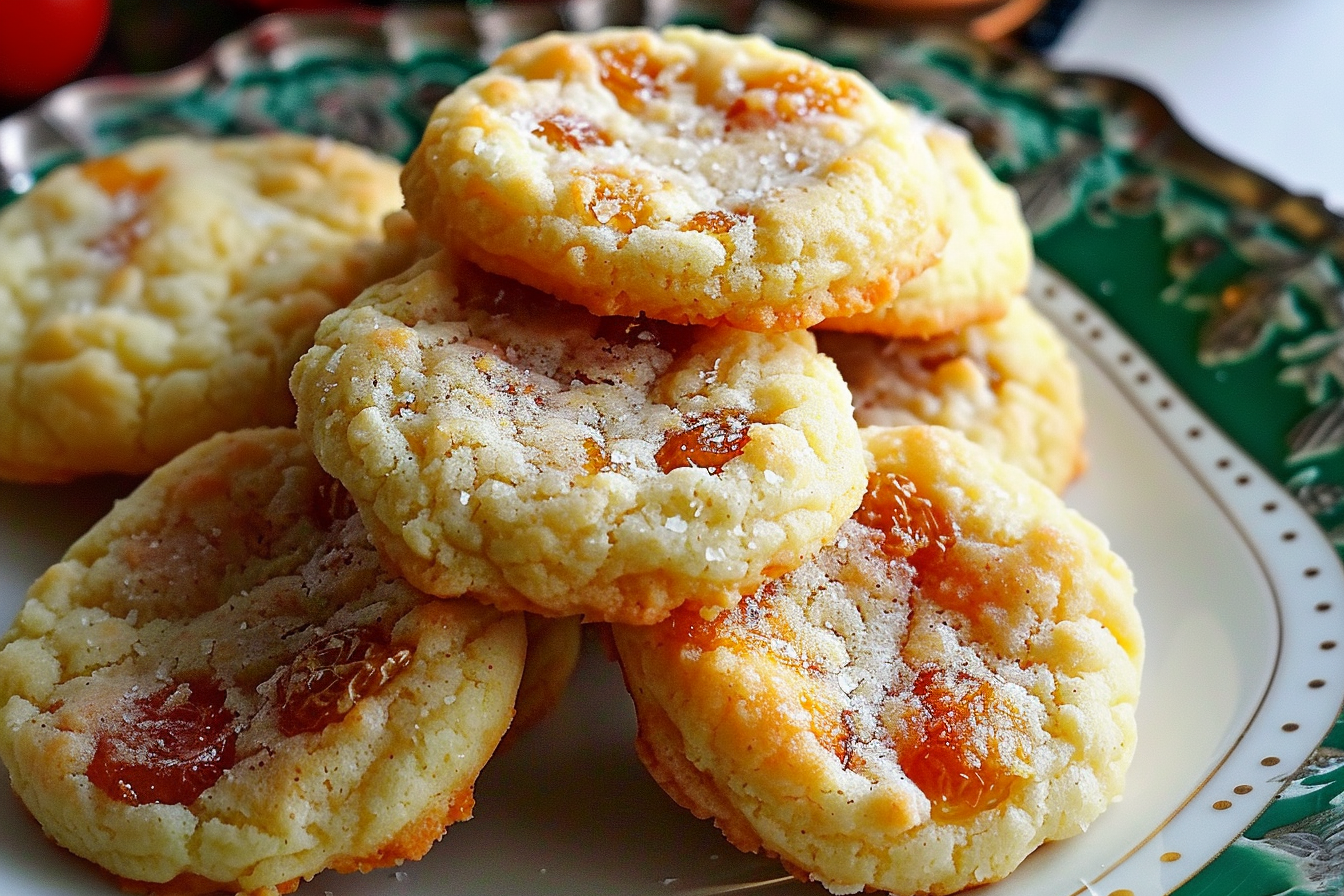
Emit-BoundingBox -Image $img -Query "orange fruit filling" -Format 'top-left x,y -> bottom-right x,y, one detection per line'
275,626 -> 412,737
87,678 -> 236,806
655,409 -> 752,474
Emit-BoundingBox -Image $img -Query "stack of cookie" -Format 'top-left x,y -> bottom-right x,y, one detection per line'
0,25 -> 1142,896
0,133 -> 587,893
361,28 -> 1140,895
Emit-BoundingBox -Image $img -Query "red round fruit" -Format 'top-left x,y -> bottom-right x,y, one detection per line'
0,0 -> 110,99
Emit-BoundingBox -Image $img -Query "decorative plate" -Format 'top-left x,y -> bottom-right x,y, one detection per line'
2,3 -> 1343,895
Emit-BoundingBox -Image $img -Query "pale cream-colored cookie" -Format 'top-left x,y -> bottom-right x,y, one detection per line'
613,425 -> 1142,895
817,121 -> 1030,338
290,249 -> 867,625
816,296 -> 1084,492
0,428 -> 527,895
0,134 -> 405,483
402,26 -> 948,332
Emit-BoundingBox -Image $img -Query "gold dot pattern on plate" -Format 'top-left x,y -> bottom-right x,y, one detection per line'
1033,265 -> 1344,896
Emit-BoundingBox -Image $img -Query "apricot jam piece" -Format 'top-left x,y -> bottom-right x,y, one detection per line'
532,112 -> 610,150
894,665 -> 1029,821
596,42 -> 667,112
81,157 -> 165,260
577,172 -> 652,234
854,471 -> 957,570
582,437 -> 608,475
275,626 -> 413,737
682,210 -> 751,235
655,409 -> 751,475
724,67 -> 862,130
81,157 -> 164,197
87,678 -> 236,806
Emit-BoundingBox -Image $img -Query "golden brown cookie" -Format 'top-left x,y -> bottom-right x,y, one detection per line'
613,425 -> 1142,895
509,615 -> 584,743
401,27 -> 948,332
0,428 -> 527,895
816,296 -> 1085,492
817,120 -> 1031,338
291,248 -> 867,624
0,134 -> 405,483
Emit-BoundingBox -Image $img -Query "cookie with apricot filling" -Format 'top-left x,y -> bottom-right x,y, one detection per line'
612,425 -> 1142,896
401,26 -> 948,332
290,249 -> 867,624
0,134 -> 405,483
0,427 -> 526,895
817,296 -> 1084,492
816,121 -> 1031,339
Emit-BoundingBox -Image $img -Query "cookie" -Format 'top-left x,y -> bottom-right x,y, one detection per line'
612,425 -> 1142,896
509,615 -> 584,743
816,121 -> 1030,339
290,248 -> 868,624
0,134 -> 405,483
401,26 -> 948,332
0,428 -> 527,895
816,296 -> 1085,492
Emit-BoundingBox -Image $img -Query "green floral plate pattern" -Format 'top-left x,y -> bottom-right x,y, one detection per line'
2,3 -> 1343,895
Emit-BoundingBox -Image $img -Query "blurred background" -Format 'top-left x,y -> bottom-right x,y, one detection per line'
2,0 -> 1341,208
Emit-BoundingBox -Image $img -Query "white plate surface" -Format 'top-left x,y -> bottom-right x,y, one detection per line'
0,266 -> 1342,896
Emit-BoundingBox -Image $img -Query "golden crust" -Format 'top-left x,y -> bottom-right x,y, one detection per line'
0,428 -> 526,894
291,249 -> 868,624
613,425 -> 1142,895
817,296 -> 1086,492
0,135 -> 406,483
402,27 -> 948,332
817,122 -> 1031,339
